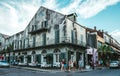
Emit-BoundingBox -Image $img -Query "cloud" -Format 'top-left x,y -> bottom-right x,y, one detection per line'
0,0 -> 58,35
0,0 -> 120,35
110,30 -> 120,43
59,0 -> 120,18
43,0 -> 58,9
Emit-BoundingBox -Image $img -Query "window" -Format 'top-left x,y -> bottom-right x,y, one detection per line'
54,24 -> 60,44
33,36 -> 36,47
32,25 -> 34,31
46,10 -> 50,20
42,33 -> 46,46
0,42 -> 1,46
41,21 -> 48,28
41,50 -> 47,62
33,55 -> 36,62
54,49 -> 60,62
71,30 -> 77,44
35,25 -> 37,30
55,54 -> 59,62
97,41 -> 102,49
55,30 -> 59,44
80,34 -> 83,45
38,11 -> 44,18
19,40 -> 22,48
43,56 -> 46,62
44,21 -> 48,27
54,24 -> 59,29
63,25 -> 66,36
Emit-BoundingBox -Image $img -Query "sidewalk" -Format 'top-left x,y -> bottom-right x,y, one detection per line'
11,66 -> 93,73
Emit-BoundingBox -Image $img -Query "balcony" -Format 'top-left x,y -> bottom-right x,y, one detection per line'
28,27 -> 48,34
13,37 -> 86,51
105,42 -> 120,50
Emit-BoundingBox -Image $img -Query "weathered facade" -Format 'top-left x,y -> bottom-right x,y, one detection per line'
0,6 -> 87,68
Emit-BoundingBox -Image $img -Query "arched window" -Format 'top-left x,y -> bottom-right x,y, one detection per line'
32,51 -> 36,54
41,49 -> 47,62
41,49 -> 47,54
54,49 -> 60,62
54,49 -> 60,53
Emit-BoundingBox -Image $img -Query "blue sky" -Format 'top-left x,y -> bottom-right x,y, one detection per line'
0,0 -> 120,43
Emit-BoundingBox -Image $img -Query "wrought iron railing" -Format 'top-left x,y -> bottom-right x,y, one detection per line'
28,27 -> 48,34
14,37 -> 86,50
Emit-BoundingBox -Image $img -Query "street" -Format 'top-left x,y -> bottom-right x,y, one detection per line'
0,68 -> 120,76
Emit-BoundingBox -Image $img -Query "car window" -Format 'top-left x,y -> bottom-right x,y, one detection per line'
111,61 -> 118,63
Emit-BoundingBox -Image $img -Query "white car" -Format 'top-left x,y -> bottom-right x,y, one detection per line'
18,62 -> 27,66
28,63 -> 37,67
109,61 -> 119,68
0,60 -> 10,67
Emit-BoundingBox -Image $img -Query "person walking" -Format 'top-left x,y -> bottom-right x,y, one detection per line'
78,59 -> 83,71
61,59 -> 65,71
68,60 -> 72,71
73,61 -> 76,71
64,60 -> 67,71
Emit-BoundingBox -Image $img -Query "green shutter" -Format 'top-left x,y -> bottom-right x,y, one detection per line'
46,54 -> 53,64
71,30 -> 74,43
42,33 -> 46,45
59,53 -> 66,62
36,54 -> 41,63
27,55 -> 31,63
55,30 -> 59,44
33,36 -> 36,47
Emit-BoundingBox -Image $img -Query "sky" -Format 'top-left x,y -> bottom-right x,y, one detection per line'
0,0 -> 120,43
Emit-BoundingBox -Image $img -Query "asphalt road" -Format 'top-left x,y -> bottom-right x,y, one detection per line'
0,68 -> 120,76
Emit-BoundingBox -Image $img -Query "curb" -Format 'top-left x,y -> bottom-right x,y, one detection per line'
11,66 -> 92,73
11,66 -> 60,72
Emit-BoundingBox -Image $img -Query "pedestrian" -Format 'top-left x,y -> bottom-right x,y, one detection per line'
68,60 -> 72,71
89,60 -> 92,68
78,59 -> 83,71
73,61 -> 76,71
64,60 -> 67,71
61,59 -> 65,71
70,61 -> 74,71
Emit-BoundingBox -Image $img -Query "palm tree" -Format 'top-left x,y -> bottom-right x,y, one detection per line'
99,44 -> 112,67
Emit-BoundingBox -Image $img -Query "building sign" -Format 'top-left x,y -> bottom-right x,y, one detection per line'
87,49 -> 93,55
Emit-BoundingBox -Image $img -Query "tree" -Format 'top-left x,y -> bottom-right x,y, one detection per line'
99,44 -> 112,66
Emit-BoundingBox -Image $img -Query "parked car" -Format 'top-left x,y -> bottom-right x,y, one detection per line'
109,60 -> 120,68
28,63 -> 38,67
0,60 -> 10,67
18,62 -> 27,66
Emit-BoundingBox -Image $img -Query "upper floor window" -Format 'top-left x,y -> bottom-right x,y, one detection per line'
0,42 -> 1,46
42,21 -> 48,28
54,24 -> 59,30
80,34 -> 83,45
55,30 -> 59,44
71,29 -> 77,44
97,41 -> 102,49
42,33 -> 46,46
38,11 -> 44,18
32,25 -> 37,31
46,10 -> 50,20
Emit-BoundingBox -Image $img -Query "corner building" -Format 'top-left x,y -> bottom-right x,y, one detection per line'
0,6 -> 87,68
